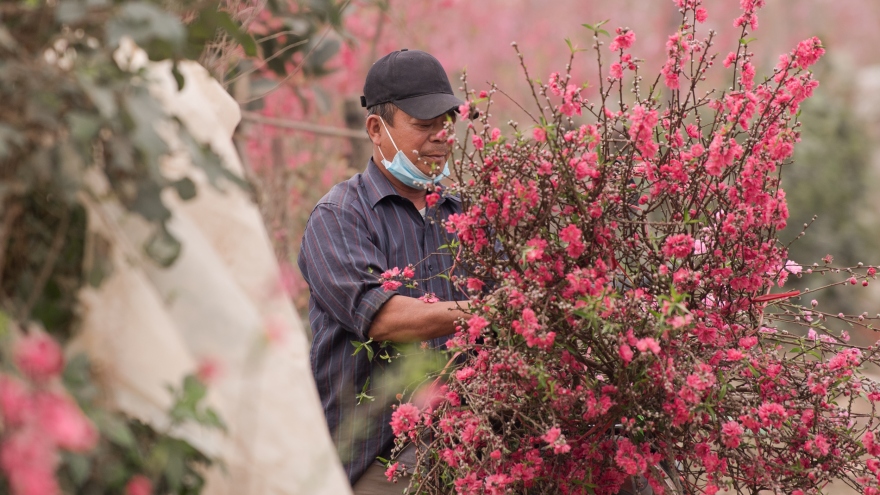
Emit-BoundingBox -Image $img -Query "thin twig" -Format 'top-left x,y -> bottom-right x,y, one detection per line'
240,111 -> 370,139
0,202 -> 23,288
18,207 -> 70,322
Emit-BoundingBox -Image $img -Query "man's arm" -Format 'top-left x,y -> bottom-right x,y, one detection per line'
368,296 -> 468,343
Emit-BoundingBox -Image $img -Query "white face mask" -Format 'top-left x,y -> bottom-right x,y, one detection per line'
378,117 -> 449,189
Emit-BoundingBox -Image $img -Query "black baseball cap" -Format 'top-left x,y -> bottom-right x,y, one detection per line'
361,49 -> 464,120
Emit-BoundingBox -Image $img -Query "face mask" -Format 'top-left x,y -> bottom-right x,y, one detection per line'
378,117 -> 449,189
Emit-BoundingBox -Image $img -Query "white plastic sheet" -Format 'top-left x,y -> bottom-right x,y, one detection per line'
72,46 -> 350,495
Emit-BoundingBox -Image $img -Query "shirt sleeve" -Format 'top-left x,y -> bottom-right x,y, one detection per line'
297,202 -> 396,341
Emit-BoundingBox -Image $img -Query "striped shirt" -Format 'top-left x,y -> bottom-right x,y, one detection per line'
297,159 -> 464,485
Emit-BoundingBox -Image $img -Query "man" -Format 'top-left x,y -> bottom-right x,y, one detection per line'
297,49 -> 469,493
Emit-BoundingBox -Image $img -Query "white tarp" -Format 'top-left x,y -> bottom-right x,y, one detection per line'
71,45 -> 350,495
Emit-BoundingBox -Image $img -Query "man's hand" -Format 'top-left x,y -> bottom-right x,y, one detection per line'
368,295 -> 468,343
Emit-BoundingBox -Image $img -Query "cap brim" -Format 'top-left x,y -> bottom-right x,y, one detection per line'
394,93 -> 465,120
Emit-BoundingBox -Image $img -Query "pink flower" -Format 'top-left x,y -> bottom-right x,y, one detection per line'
35,392 -> 98,453
525,237 -> 547,262
784,260 -> 802,274
472,135 -> 484,150
125,475 -> 153,495
384,462 -> 399,481
0,376 -> 32,427
635,337 -> 661,355
426,192 -> 440,208
382,280 -> 402,292
402,266 -> 415,278
619,344 -> 634,364
757,402 -> 786,428
559,224 -> 585,258
419,293 -> 439,303
390,403 -> 420,437
532,128 -> 547,142
721,420 -> 743,448
14,332 -> 64,382
381,267 -> 401,279
490,128 -> 502,141
793,37 -> 824,69
695,7 -> 708,22
0,428 -> 59,495
541,426 -> 561,444
693,239 -> 707,255
662,234 -> 694,259
466,277 -> 484,292
609,63 -> 623,79
196,357 -> 222,385
609,30 -> 636,51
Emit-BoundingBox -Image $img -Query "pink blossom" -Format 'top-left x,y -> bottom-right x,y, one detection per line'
609,63 -> 623,79
382,280 -> 402,292
784,260 -> 802,274
390,403 -> 421,436
0,428 -> 59,495
0,376 -> 32,427
609,30 -> 636,51
196,357 -> 222,385
490,128 -> 501,141
635,337 -> 661,355
757,402 -> 786,428
35,392 -> 98,453
738,336 -> 757,349
792,37 -> 825,69
426,192 -> 440,207
663,234 -> 695,259
541,426 -> 561,444
466,315 -> 489,341
525,237 -> 547,262
14,332 -> 64,382
419,293 -> 440,303
384,462 -> 399,481
466,277 -> 484,292
695,7 -> 708,22
618,344 -> 634,364
402,266 -> 415,278
721,420 -> 743,448
532,128 -> 547,142
472,135 -> 484,150
125,476 -> 153,495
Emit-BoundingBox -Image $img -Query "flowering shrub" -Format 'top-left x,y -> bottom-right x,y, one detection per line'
389,2 -> 880,494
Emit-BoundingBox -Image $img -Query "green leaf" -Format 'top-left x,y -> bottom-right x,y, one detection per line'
172,177 -> 197,201
63,452 -> 92,487
106,2 -> 186,56
95,412 -> 137,448
144,224 -> 181,267
171,62 -> 185,91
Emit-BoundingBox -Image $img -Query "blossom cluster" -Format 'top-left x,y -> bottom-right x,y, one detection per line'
0,332 -> 98,495
388,1 -> 880,494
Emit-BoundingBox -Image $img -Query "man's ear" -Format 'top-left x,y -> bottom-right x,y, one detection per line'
365,115 -> 383,146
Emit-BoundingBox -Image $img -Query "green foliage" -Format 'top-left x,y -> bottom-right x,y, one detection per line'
60,355 -> 221,495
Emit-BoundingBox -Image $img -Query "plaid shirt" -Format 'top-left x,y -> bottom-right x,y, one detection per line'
298,159 -> 464,485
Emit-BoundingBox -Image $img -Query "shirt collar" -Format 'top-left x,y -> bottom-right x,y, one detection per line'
362,159 -> 452,209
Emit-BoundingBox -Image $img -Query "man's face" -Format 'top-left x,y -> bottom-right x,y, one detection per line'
381,109 -> 455,177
